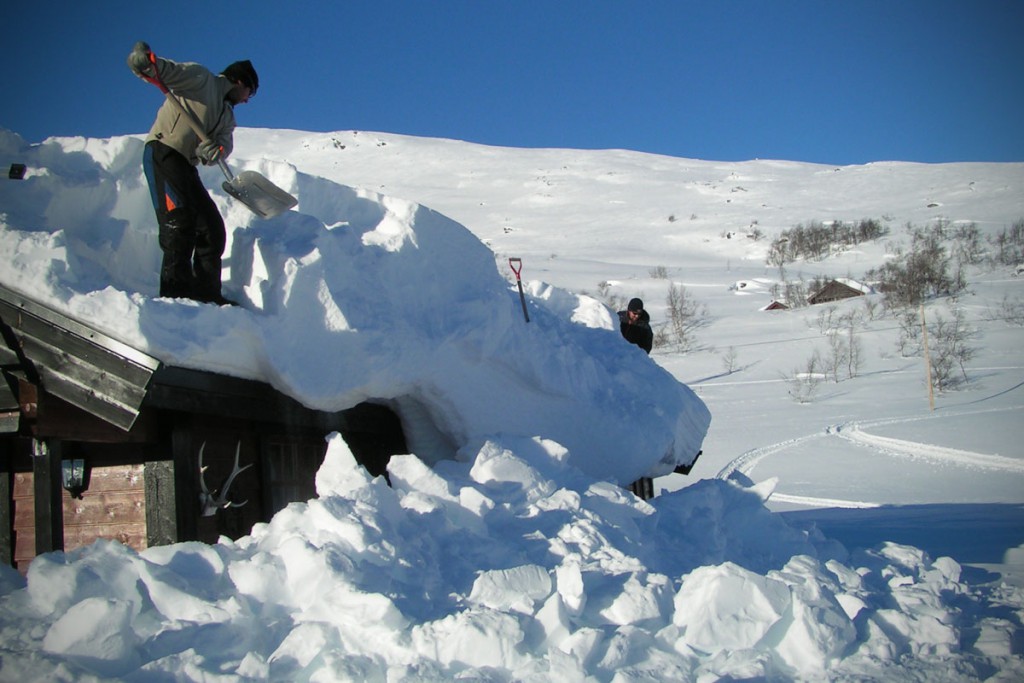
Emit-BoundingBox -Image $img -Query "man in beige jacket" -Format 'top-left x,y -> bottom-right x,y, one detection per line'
128,41 -> 258,305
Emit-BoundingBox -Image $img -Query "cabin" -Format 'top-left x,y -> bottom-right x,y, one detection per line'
0,284 -> 407,573
806,278 -> 874,306
1,280 -> 699,567
762,300 -> 790,311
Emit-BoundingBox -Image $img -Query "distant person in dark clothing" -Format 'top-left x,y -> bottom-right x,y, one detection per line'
619,296 -> 655,499
618,297 -> 653,354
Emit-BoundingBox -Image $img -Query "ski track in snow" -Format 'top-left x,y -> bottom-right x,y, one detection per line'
830,418 -> 1024,473
715,433 -> 820,482
768,492 -> 881,509
716,405 -> 1024,508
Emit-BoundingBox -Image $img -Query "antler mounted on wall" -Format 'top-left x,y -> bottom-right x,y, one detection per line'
198,441 -> 253,517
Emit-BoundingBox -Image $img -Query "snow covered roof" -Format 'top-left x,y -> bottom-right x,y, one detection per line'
807,278 -> 875,304
832,277 -> 874,295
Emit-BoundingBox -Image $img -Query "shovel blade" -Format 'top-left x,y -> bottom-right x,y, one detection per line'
222,170 -> 297,219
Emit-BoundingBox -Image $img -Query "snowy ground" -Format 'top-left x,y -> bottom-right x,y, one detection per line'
0,126 -> 1022,681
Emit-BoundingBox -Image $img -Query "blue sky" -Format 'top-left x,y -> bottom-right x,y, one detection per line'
2,1 -> 1022,165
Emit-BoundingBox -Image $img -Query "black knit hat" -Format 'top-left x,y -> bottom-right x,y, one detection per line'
627,298 -> 644,312
222,60 -> 259,93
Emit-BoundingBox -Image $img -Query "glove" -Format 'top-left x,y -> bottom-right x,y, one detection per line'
127,41 -> 154,78
197,140 -> 223,165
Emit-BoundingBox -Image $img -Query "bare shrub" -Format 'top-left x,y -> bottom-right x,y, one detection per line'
927,305 -> 977,391
653,325 -> 672,349
952,222 -> 984,266
988,218 -> 1024,267
663,282 -> 708,352
824,333 -> 847,383
868,221 -> 960,307
862,296 -> 881,321
596,281 -> 628,313
896,309 -> 922,357
991,295 -> 1024,326
842,312 -> 865,380
808,303 -> 866,382
785,351 -> 824,403
722,346 -> 738,374
815,305 -> 840,334
767,218 -> 889,265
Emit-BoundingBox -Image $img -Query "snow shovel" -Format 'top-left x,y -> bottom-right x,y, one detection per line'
140,51 -> 297,219
509,258 -> 530,323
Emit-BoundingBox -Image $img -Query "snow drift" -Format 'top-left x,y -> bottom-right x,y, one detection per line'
0,435 -> 1017,681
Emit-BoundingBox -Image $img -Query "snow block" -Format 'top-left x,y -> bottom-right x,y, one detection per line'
673,562 -> 791,653
42,597 -> 142,677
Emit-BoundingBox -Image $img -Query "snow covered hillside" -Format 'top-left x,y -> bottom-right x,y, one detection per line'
0,126 -> 1022,681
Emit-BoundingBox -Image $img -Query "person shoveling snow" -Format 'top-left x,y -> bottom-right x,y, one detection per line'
127,41 -> 294,305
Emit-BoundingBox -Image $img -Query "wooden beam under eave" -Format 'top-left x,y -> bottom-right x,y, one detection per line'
28,381 -> 157,444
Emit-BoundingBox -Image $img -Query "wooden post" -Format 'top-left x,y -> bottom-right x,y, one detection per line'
0,441 -> 11,566
628,476 -> 655,500
144,460 -> 178,547
171,420 -> 198,542
920,304 -> 935,411
32,438 -> 64,554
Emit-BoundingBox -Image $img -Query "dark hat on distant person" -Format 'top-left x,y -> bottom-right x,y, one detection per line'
222,60 -> 259,94
627,298 -> 644,312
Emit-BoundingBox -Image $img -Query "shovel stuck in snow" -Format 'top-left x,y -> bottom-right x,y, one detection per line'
140,50 -> 297,219
509,258 -> 530,323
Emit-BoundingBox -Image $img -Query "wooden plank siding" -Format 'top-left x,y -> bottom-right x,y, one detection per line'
11,471 -> 32,571
13,463 -> 147,573
262,437 -> 327,517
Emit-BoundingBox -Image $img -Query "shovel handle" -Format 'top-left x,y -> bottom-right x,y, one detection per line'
140,51 -> 234,181
508,258 -> 530,323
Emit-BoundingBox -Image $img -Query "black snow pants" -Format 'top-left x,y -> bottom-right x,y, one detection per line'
143,140 -> 226,302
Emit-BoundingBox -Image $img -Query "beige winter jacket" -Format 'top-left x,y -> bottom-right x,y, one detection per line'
144,57 -> 237,166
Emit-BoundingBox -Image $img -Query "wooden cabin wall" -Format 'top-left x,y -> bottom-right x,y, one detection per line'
184,421 -> 267,545
2,401 -> 408,571
7,440 -> 159,573
12,463 -> 147,572
1,423 -> 329,569
261,437 -> 327,518
168,414 -> 329,545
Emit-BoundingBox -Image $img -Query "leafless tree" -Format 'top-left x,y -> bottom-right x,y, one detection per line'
722,346 -> 738,374
663,282 -> 708,352
785,350 -> 824,403
927,305 -> 977,390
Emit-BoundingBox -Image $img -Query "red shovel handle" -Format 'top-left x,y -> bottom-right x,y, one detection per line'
509,258 -> 530,323
139,51 -> 168,93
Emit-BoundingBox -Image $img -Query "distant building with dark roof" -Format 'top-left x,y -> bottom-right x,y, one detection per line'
807,278 -> 874,306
